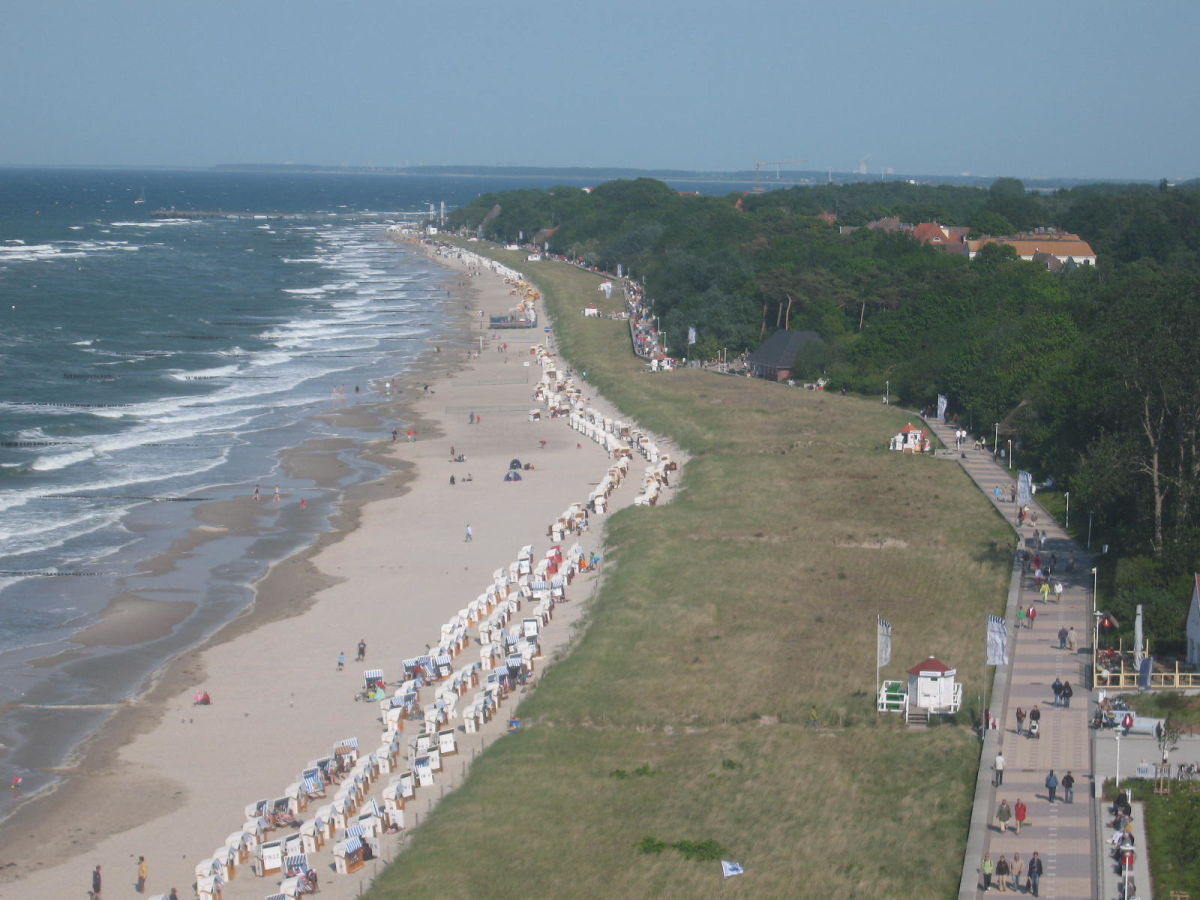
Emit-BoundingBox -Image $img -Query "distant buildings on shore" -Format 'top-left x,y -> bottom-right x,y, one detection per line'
833,215 -> 1097,269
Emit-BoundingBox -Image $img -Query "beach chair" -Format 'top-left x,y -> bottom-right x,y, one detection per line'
256,840 -> 283,877
225,830 -> 251,866
300,819 -> 323,854
334,836 -> 366,874
195,873 -> 223,900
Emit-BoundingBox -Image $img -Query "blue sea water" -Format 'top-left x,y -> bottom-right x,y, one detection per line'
0,166 -> 740,806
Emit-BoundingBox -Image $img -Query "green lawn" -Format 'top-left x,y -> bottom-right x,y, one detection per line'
364,245 -> 1013,898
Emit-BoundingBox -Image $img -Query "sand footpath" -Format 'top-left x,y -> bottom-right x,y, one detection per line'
0,242 -> 667,899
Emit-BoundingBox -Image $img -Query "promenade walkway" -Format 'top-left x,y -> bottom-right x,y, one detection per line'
923,422 -> 1097,899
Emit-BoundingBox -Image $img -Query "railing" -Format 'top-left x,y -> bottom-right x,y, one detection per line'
877,680 -> 908,713
1093,660 -> 1200,690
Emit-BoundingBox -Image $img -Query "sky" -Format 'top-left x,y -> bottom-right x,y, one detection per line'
2,0 -> 1197,181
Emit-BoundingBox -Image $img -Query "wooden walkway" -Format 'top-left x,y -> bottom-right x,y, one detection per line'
925,422 -> 1097,899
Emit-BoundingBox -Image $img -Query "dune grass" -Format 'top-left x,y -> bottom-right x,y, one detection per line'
364,246 -> 1013,898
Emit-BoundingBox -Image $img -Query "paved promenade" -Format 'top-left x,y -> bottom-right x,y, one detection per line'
923,423 -> 1097,899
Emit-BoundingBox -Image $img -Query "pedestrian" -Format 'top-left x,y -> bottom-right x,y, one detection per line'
253,484 -> 261,501
808,705 -> 818,728
169,890 -> 178,900
391,428 -> 398,441
356,639 -> 366,662
997,798 -> 1012,833
1014,798 -> 1027,834
994,750 -> 1006,785
1051,677 -> 1063,706
1010,852 -> 1024,893
464,524 -> 473,542
1040,580 -> 1051,603
1027,851 -> 1043,896
92,864 -> 102,899
1067,626 -> 1077,652
1015,707 -> 1025,737
1062,770 -> 1075,803
1039,531 -> 1046,549
1029,704 -> 1041,736
136,856 -> 147,893
1017,606 -> 1027,629
1045,769 -> 1058,803
1027,606 -> 1037,629
995,854 -> 1011,892
1061,680 -> 1073,709
468,411 -> 475,424
1010,485 -> 1017,503
981,853 -> 995,892
1122,712 -> 1134,735
1053,580 -> 1063,602
1058,626 -> 1068,649
337,652 -> 345,671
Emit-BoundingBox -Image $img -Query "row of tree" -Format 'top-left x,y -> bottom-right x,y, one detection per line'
448,177 -> 1200,644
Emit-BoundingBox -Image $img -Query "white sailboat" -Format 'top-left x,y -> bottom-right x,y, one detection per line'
133,186 -> 146,205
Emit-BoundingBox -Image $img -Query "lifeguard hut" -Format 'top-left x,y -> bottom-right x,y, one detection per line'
889,424 -> 930,453
877,655 -> 962,725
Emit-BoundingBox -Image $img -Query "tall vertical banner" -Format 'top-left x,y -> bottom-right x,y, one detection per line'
937,394 -> 948,421
986,614 -> 1009,666
877,617 -> 893,668
687,326 -> 697,346
1017,470 -> 1033,507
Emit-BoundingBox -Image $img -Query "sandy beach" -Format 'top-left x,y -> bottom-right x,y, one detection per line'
0,241 -> 663,899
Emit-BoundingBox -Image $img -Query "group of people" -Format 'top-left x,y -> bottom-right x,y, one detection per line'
90,859 -> 171,898
980,850 -> 1045,895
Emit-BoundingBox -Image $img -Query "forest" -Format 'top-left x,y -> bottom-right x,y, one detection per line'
448,176 -> 1200,647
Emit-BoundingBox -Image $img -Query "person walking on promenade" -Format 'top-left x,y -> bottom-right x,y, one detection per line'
1061,680 -> 1073,708
1040,580 -> 1051,603
1027,605 -> 1038,629
1010,852 -> 1024,893
1045,769 -> 1059,803
1062,771 -> 1075,803
995,855 -> 1011,892
1029,705 -> 1041,738
1067,626 -> 1077,652
981,853 -> 995,892
1051,677 -> 1063,706
1054,580 -> 1064,602
997,798 -> 1012,833
1015,707 -> 1026,737
136,856 -> 147,893
1014,798 -> 1027,834
1027,851 -> 1044,896
994,750 -> 1006,786
1017,606 -> 1027,630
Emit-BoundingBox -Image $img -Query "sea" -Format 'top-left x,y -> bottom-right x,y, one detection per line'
0,166 -> 740,810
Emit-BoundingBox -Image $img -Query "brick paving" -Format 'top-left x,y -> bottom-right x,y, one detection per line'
925,423 -> 1097,899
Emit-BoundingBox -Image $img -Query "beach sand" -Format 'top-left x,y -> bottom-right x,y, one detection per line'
0,243 -> 657,899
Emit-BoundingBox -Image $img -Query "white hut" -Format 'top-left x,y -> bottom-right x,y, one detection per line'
906,656 -> 962,715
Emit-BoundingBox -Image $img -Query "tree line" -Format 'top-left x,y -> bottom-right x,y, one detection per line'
449,176 -> 1200,645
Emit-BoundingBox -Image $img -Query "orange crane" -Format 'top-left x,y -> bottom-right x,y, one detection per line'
753,160 -> 807,193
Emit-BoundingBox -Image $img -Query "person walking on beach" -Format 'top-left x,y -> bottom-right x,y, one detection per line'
356,639 -> 366,662
337,652 -> 345,671
1014,798 -> 1027,834
136,856 -> 147,893
464,524 -> 473,542
1045,769 -> 1059,803
91,864 -> 102,898
1062,770 -> 1075,803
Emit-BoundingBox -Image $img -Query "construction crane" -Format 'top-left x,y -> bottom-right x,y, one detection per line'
753,160 -> 807,193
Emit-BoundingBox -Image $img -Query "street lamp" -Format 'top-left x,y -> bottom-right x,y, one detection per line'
1007,439 -> 1013,470
993,423 -> 999,458
1115,731 -> 1122,792
1088,511 -> 1094,550
885,380 -> 890,406
1065,492 -> 1070,530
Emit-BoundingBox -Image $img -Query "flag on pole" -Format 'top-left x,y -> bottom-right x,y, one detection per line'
986,614 -> 1008,666
937,394 -> 948,421
687,326 -> 697,346
877,617 -> 893,668
720,861 -> 745,878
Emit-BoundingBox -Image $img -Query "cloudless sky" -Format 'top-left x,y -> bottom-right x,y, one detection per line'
2,0 -> 1197,181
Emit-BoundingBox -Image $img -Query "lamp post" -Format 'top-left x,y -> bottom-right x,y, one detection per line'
885,380 -> 890,406
1115,731 -> 1122,792
1065,491 -> 1070,530
1007,439 -> 1013,470
993,423 -> 999,458
1092,566 -> 1100,683
1088,511 -> 1094,550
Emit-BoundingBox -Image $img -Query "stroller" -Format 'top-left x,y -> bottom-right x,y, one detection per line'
1028,720 -> 1041,740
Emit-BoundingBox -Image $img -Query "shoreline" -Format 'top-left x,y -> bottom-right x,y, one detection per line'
0,239 -> 668,898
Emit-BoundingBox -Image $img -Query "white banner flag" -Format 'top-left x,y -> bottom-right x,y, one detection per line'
877,617 -> 893,668
721,861 -> 745,878
937,394 -> 948,421
986,614 -> 1008,666
687,326 -> 697,346
1017,470 -> 1033,507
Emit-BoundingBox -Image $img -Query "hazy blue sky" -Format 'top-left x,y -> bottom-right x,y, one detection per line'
2,0 -> 1196,180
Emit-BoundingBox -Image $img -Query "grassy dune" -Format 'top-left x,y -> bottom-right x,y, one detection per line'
365,248 -> 1013,898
